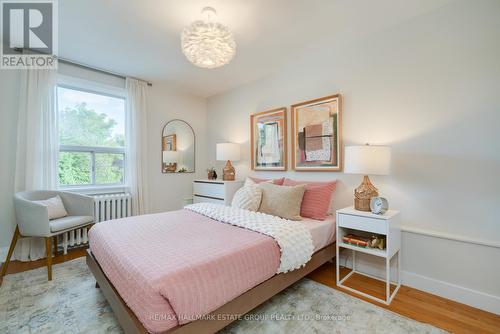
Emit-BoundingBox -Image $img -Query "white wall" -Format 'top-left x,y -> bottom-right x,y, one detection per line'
0,63 -> 206,257
147,82 -> 207,213
206,0 -> 500,314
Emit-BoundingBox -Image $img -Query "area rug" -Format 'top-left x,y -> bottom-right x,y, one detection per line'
0,258 -> 446,334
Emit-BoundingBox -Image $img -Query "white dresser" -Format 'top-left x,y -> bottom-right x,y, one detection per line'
193,179 -> 243,205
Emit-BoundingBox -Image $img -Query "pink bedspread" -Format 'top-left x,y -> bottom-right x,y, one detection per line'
88,209 -> 280,333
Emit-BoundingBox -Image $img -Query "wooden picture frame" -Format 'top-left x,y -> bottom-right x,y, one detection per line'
250,107 -> 287,171
162,134 -> 177,152
291,94 -> 342,171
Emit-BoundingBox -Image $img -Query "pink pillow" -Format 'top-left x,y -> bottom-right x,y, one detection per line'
248,176 -> 285,186
282,178 -> 337,220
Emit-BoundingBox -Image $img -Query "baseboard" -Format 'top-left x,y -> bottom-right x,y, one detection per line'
340,248 -> 500,315
402,270 -> 500,315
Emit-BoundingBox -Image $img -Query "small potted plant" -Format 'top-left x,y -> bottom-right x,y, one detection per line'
207,167 -> 217,180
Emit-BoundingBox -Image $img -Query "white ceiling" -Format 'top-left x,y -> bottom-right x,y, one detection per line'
59,0 -> 454,97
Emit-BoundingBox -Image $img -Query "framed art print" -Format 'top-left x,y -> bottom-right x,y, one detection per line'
291,94 -> 342,171
162,134 -> 177,151
250,107 -> 287,170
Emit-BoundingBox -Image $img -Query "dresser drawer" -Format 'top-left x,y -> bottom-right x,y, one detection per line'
193,181 -> 225,199
338,213 -> 387,235
193,195 -> 225,205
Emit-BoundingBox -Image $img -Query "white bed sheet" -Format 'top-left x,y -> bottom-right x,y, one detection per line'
302,215 -> 336,252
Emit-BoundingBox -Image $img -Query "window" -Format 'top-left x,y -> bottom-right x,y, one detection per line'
57,84 -> 126,189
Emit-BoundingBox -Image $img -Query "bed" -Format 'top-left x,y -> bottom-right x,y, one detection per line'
86,204 -> 335,334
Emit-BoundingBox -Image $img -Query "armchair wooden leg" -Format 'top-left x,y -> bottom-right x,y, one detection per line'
0,226 -> 21,286
45,237 -> 52,281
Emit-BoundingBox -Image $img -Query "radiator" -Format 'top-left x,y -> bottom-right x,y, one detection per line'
59,193 -> 132,254
93,193 -> 132,222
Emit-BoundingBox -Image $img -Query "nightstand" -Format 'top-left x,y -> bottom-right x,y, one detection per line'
336,206 -> 401,304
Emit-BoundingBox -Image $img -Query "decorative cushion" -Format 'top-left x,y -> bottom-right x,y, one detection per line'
282,178 -> 337,220
50,215 -> 94,232
231,185 -> 263,212
258,183 -> 306,220
33,195 -> 68,220
244,177 -> 270,187
247,176 -> 285,185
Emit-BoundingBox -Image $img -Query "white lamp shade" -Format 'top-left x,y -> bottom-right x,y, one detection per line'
344,145 -> 391,175
163,150 -> 180,163
216,143 -> 240,161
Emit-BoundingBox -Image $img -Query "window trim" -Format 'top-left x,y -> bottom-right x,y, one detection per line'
57,83 -> 126,101
58,145 -> 126,188
56,77 -> 128,192
58,74 -> 127,98
60,145 -> 125,154
58,184 -> 130,196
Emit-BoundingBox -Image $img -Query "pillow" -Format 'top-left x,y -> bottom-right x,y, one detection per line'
33,195 -> 68,220
258,183 -> 306,220
244,177 -> 270,187
231,185 -> 262,212
282,178 -> 337,220
247,176 -> 285,186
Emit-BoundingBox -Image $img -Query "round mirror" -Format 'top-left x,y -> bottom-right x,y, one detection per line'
161,119 -> 195,173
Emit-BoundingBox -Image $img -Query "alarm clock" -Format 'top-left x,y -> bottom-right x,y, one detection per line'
370,197 -> 389,215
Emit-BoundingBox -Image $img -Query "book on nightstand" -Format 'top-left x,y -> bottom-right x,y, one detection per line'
342,234 -> 370,248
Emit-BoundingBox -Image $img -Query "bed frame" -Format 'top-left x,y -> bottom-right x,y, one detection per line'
86,244 -> 335,334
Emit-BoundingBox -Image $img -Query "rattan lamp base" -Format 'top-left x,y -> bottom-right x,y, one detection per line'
354,175 -> 378,212
222,160 -> 236,181
354,198 -> 372,211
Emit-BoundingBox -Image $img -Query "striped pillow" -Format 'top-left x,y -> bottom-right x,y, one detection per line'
244,177 -> 272,187
231,185 -> 263,212
282,178 -> 337,220
248,176 -> 285,185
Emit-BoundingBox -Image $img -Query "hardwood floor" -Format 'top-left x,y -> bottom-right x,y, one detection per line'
307,262 -> 500,334
2,250 -> 499,333
0,247 -> 87,277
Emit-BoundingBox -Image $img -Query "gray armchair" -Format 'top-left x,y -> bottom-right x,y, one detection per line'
0,191 -> 94,284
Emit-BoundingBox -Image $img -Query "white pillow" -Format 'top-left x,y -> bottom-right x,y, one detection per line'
34,195 -> 68,220
231,185 -> 263,212
244,177 -> 256,187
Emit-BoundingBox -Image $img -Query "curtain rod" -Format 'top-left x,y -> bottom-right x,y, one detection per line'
13,47 -> 153,86
58,58 -> 153,87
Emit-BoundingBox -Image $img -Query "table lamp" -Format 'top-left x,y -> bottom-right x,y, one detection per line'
216,143 -> 240,181
345,144 -> 391,211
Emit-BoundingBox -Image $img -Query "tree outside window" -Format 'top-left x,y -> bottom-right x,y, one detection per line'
57,86 -> 126,187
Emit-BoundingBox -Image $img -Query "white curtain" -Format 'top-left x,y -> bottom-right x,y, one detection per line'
126,78 -> 149,215
13,69 -> 58,261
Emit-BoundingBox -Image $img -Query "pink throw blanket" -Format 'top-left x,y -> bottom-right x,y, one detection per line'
89,209 -> 280,333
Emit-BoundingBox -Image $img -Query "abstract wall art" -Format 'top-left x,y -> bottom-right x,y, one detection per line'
291,94 -> 342,171
250,107 -> 287,170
